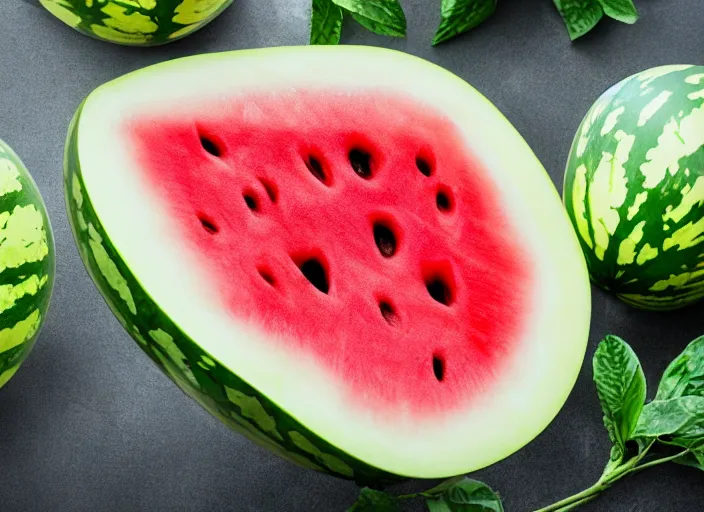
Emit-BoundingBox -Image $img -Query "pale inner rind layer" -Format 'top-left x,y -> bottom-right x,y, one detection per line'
75,46 -> 591,478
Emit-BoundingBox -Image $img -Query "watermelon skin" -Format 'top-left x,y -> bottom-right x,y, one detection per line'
62,104 -> 400,486
40,0 -> 233,46
0,140 -> 55,391
564,65 -> 704,311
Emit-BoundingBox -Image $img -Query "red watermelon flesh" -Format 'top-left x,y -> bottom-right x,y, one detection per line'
128,90 -> 532,417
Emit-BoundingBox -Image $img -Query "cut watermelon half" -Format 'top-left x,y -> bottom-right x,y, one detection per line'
64,46 -> 591,483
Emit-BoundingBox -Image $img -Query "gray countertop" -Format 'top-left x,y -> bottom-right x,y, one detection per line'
1,1 -> 703,511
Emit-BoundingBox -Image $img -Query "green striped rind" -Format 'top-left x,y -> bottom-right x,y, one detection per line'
40,0 -> 233,47
564,65 -> 704,311
0,140 -> 55,390
62,103 -> 402,485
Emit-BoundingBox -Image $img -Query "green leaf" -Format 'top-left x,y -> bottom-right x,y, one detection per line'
310,0 -> 345,45
656,336 -> 704,401
423,475 -> 468,497
347,488 -> 399,512
332,0 -> 407,37
553,0 -> 604,40
432,0 -> 497,46
675,449 -> 704,471
425,478 -> 504,512
597,0 -> 638,24
427,500 -> 453,512
593,335 -> 647,462
633,396 -> 704,441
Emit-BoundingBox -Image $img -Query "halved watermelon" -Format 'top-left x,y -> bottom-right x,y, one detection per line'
0,140 -> 55,390
63,46 -> 591,483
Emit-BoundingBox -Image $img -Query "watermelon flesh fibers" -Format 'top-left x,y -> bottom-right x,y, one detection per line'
129,90 -> 531,416
64,47 -> 591,481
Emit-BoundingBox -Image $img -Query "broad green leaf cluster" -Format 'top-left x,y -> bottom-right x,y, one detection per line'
554,0 -> 638,40
309,0 -> 640,45
347,477 -> 503,512
310,0 -> 406,44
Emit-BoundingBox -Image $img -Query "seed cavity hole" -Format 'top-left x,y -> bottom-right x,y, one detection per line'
199,133 -> 223,157
416,156 -> 432,177
426,277 -> 453,306
433,353 -> 445,382
198,214 -> 218,234
373,222 -> 397,258
305,154 -> 328,184
422,262 -> 456,307
379,300 -> 399,326
294,255 -> 329,294
257,266 -> 276,287
436,186 -> 454,213
349,148 -> 373,179
243,190 -> 259,212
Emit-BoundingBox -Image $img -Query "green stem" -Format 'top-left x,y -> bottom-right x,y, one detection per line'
533,445 -> 688,512
555,494 -> 598,511
395,491 -> 426,500
532,480 -> 608,512
394,446 -> 690,512
629,449 -> 690,473
533,452 -> 641,512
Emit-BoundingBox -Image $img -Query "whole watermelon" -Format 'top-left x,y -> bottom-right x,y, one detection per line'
0,140 -> 54,390
564,64 -> 704,311
40,0 -> 233,46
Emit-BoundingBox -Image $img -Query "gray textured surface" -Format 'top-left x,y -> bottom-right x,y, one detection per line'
1,1 -> 703,511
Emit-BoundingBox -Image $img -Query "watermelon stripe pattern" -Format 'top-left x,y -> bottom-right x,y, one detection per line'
62,104 -> 401,485
40,0 -> 233,46
0,141 -> 54,390
564,65 -> 704,310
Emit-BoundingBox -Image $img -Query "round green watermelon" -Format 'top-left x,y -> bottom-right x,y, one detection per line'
564,64 -> 704,311
40,0 -> 233,46
0,140 -> 55,391
63,46 -> 591,483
